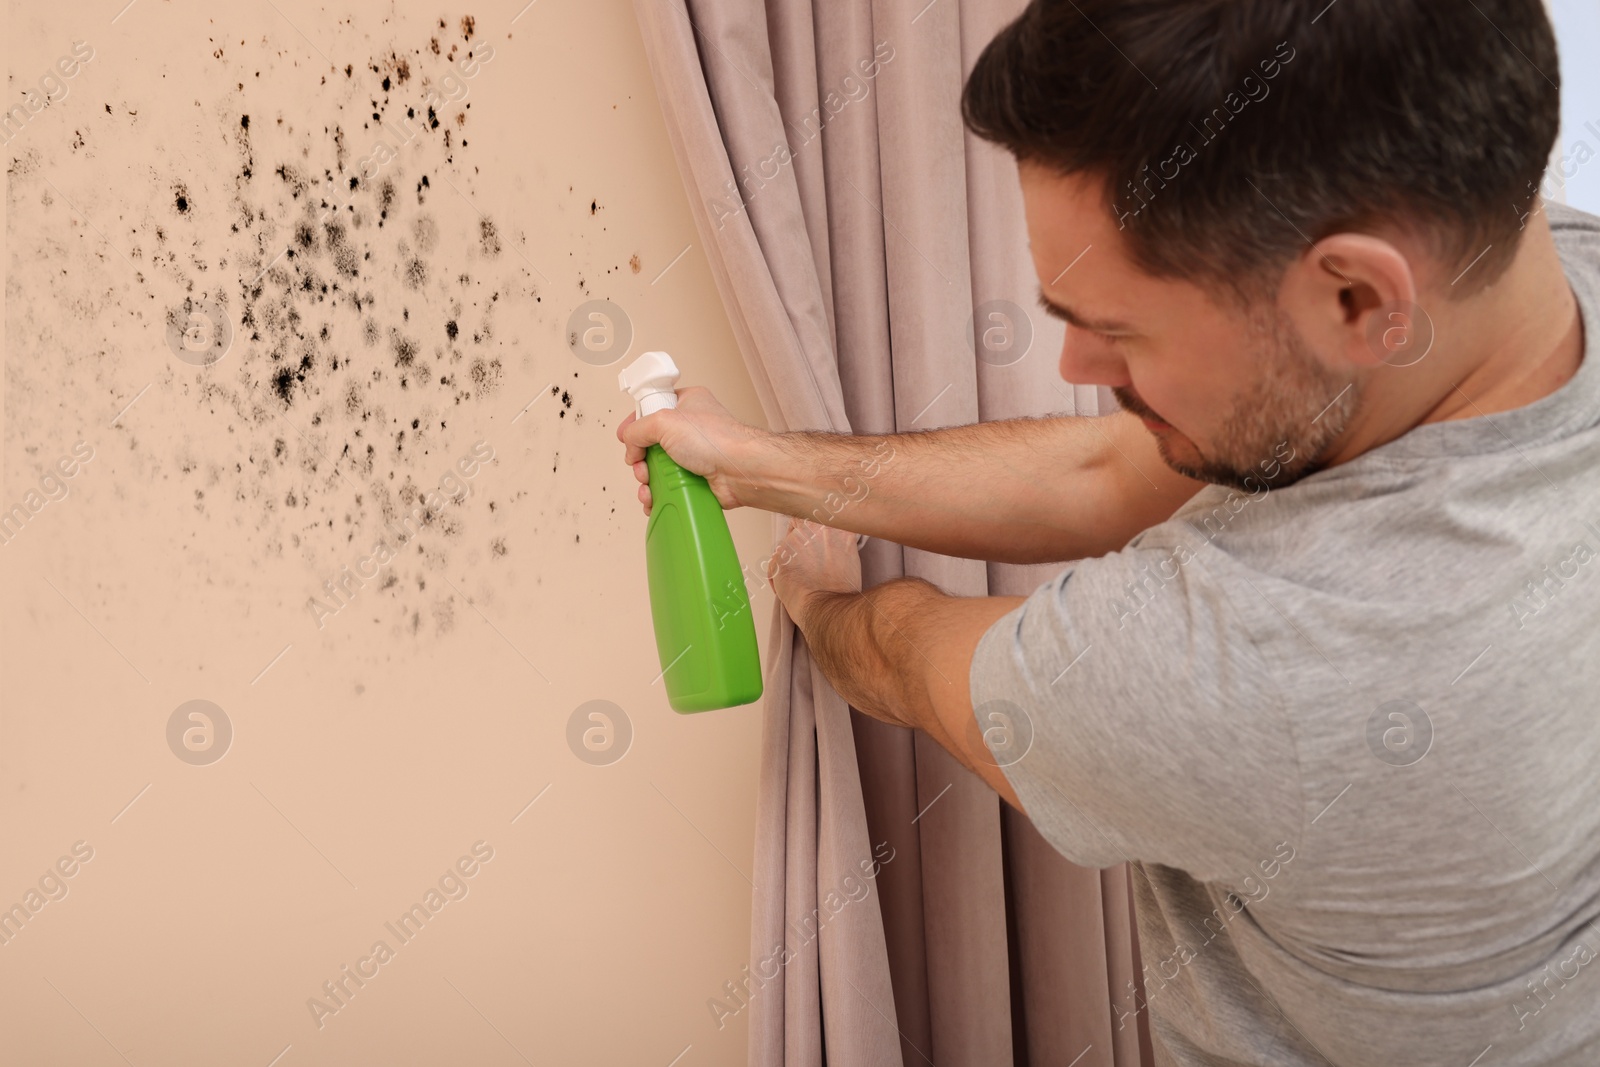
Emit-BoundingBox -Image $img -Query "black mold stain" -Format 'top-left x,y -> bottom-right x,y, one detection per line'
378,177 -> 396,223
390,330 -> 418,366
272,365 -> 296,403
73,12 -> 542,644
469,357 -> 501,397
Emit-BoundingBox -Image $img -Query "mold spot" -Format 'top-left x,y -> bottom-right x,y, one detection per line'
272,366 -> 296,404
479,218 -> 501,257
412,215 -> 438,253
469,357 -> 502,397
391,330 -> 419,367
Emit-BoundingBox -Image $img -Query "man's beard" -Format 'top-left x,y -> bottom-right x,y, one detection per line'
1114,307 -> 1358,493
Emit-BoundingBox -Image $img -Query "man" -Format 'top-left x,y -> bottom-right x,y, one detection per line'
619,0 -> 1600,1062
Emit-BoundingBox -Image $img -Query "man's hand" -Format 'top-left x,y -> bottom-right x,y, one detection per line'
764,518 -> 863,630
617,386 -> 765,515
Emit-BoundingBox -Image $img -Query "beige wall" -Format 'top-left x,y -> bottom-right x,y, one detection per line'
1,2 -> 772,1063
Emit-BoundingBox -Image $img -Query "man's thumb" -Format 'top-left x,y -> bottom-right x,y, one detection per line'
622,408 -> 666,448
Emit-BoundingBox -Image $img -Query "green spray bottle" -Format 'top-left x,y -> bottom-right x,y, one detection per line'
619,351 -> 763,713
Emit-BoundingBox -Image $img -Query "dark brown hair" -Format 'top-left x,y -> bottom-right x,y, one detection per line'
961,0 -> 1561,298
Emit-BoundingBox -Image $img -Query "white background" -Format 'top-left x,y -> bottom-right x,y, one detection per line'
1552,0 -> 1600,213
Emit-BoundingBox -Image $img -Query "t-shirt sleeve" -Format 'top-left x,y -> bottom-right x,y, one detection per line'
968,533 -> 1304,880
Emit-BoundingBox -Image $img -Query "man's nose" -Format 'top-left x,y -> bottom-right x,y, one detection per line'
1058,328 -> 1132,388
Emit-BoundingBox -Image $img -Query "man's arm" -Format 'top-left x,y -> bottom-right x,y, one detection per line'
620,388 -> 1203,565
805,580 -> 1026,806
767,520 -> 1303,879
768,521 -> 1027,805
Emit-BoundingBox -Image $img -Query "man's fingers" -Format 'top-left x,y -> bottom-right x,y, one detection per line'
619,409 -> 656,466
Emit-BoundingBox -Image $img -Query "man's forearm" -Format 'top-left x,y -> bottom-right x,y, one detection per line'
799,578 -> 1027,805
802,578 -> 941,726
729,412 -> 1201,565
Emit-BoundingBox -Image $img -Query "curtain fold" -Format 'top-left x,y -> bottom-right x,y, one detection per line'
632,1 -> 1153,1062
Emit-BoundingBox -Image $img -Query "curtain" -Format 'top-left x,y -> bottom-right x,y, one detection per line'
632,1 -> 1156,1064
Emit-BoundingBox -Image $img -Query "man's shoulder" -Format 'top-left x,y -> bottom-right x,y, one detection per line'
1547,198 -> 1600,240
1549,199 -> 1600,287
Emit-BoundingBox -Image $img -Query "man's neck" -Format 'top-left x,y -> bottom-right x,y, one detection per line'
1423,210 -> 1584,424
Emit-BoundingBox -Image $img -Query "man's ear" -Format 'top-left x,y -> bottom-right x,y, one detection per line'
1280,233 -> 1423,370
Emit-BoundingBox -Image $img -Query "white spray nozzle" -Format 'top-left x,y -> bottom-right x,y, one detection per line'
618,350 -> 681,418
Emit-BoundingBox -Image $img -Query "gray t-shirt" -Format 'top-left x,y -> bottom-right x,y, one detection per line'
970,200 -> 1600,1066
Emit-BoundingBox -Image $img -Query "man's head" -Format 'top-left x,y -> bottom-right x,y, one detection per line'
962,0 -> 1562,490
